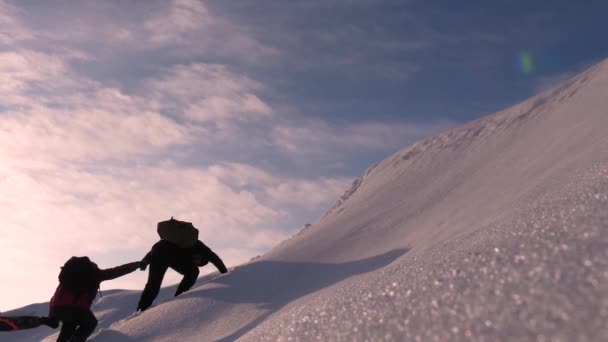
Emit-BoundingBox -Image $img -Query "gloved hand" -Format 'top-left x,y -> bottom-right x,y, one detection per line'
139,260 -> 149,271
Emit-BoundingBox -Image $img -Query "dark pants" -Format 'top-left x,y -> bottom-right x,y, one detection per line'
137,261 -> 199,311
53,307 -> 97,342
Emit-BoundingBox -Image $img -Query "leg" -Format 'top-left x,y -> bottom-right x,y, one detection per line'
137,262 -> 169,311
72,310 -> 98,341
40,316 -> 60,329
172,263 -> 200,296
0,317 -> 18,331
0,316 -> 52,331
56,321 -> 77,342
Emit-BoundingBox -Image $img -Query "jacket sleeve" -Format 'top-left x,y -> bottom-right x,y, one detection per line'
141,240 -> 166,265
141,250 -> 153,265
195,241 -> 228,273
209,251 -> 228,274
99,262 -> 141,282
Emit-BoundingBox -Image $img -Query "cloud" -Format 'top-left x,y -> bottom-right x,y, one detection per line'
144,0 -> 211,45
207,163 -> 278,187
0,46 -> 272,165
207,162 -> 353,211
1,109 -> 188,164
0,50 -> 190,164
272,118 -> 456,158
0,0 -> 33,44
145,64 -> 273,124
0,50 -> 72,102
4,0 -> 277,68
5,161 -> 344,255
140,0 -> 279,64
265,177 -> 352,211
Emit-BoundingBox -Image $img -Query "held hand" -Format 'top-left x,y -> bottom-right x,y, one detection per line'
139,261 -> 148,271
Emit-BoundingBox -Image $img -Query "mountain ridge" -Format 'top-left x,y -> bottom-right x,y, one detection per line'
266,57 -> 608,262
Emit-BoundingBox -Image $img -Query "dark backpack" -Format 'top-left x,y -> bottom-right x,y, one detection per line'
58,256 -> 99,291
157,217 -> 199,248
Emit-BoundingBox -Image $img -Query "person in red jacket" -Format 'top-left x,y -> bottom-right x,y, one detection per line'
49,257 -> 142,342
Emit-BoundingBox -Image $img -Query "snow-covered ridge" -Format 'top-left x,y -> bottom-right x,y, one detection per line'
380,57 -> 604,178
317,58 -> 606,226
266,56 -> 608,264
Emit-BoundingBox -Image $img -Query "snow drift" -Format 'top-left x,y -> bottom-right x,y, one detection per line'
4,58 -> 608,341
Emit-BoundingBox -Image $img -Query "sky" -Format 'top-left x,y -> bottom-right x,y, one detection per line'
1,0 -> 607,312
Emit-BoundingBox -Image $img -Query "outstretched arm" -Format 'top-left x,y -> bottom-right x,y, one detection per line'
99,262 -> 142,282
194,241 -> 228,273
140,251 -> 153,270
140,240 -> 166,270
209,252 -> 228,274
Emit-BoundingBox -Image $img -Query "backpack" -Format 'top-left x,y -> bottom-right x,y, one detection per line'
157,217 -> 199,248
58,256 -> 100,291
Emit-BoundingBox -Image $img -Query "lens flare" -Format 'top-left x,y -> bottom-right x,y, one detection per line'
519,51 -> 533,74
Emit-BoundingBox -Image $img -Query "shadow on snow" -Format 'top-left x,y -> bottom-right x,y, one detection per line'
184,248 -> 408,341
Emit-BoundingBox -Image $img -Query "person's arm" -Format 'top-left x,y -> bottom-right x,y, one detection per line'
195,241 -> 228,273
140,240 -> 164,270
209,251 -> 228,274
140,250 -> 153,270
99,262 -> 142,281
141,250 -> 153,264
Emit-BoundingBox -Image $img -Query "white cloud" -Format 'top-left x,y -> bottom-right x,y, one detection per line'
0,50 -> 71,103
1,157 -> 324,260
2,0 -> 277,67
146,63 -> 273,124
3,110 -> 185,163
207,163 -> 278,187
1,158 -> 306,254
265,177 -> 352,211
207,162 -> 352,211
139,0 -> 278,63
144,0 -> 211,45
272,118 -> 456,157
0,0 -> 33,44
0,49 -> 199,165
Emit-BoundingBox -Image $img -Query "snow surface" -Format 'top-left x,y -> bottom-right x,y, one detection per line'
3,58 -> 608,341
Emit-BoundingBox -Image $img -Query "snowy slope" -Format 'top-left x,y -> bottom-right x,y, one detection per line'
4,58 -> 608,341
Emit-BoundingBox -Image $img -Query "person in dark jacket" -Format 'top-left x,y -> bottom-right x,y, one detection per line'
49,259 -> 142,342
136,239 -> 228,312
0,315 -> 58,331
